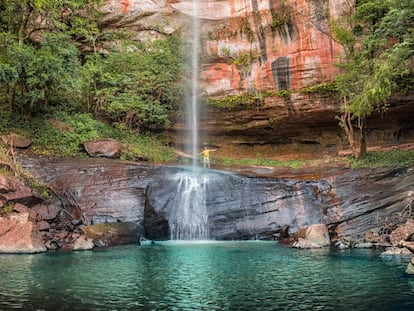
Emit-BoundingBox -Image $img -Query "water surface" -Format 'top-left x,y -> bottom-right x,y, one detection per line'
1,241 -> 413,310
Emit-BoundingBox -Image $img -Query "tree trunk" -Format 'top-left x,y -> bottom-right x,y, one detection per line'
357,118 -> 367,159
341,97 -> 366,159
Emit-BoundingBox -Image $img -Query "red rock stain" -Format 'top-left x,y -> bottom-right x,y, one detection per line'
121,0 -> 130,14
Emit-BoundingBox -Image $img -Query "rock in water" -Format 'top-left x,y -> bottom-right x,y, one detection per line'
73,235 -> 95,251
405,258 -> 414,275
82,222 -> 141,247
292,224 -> 331,249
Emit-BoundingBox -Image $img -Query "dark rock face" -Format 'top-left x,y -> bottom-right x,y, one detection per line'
162,170 -> 328,240
18,156 -> 414,243
326,167 -> 414,242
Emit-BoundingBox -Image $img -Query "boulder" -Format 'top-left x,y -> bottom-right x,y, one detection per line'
82,222 -> 140,247
0,175 -> 10,193
306,224 -> 331,247
292,224 -> 331,248
379,247 -> 413,259
0,212 -> 46,253
73,235 -> 94,251
31,203 -> 60,220
1,132 -> 31,148
81,139 -> 121,158
37,220 -> 51,231
401,241 -> 414,253
389,219 -> 414,246
354,242 -> 374,249
405,258 -> 414,275
364,230 -> 381,243
0,178 -> 43,207
13,202 -> 38,220
293,224 -> 331,249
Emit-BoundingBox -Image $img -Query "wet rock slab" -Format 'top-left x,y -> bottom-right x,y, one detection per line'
17,156 -> 414,243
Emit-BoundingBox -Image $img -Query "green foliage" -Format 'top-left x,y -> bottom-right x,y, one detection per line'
0,109 -> 175,162
216,157 -> 309,169
331,0 -> 414,158
240,18 -> 253,40
0,0 -> 102,117
334,0 -> 414,111
120,136 -> 176,163
1,203 -> 14,215
81,35 -> 185,132
208,90 -> 291,110
349,150 -> 414,168
269,2 -> 293,31
299,82 -> 338,94
207,93 -> 260,110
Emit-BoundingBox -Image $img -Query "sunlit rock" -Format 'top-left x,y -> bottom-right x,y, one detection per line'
292,237 -> 322,249
401,241 -> 414,253
405,257 -> 414,275
380,247 -> 413,259
292,224 -> 330,249
73,235 -> 95,251
0,212 -> 46,254
389,219 -> 414,246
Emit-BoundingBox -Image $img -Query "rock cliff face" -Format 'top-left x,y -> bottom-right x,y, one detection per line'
19,156 -> 414,245
102,0 -> 343,93
100,0 -> 414,157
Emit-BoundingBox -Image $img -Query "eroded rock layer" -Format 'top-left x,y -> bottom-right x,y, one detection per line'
19,156 -> 414,244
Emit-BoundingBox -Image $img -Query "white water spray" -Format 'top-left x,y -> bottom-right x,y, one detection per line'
169,171 -> 209,240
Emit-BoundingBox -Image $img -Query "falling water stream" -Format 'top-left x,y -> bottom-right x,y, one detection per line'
168,0 -> 209,240
188,0 -> 200,166
169,171 -> 209,240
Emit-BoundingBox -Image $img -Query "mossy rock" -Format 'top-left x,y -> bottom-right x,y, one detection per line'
82,222 -> 142,247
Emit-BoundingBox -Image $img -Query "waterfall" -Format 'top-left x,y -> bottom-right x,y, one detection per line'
168,2 -> 208,240
169,171 -> 209,240
187,0 -> 200,166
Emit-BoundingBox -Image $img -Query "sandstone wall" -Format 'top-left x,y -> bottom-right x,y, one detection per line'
100,0 -> 414,157
102,0 -> 345,95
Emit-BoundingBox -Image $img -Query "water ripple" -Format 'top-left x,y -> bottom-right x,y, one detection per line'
1,242 -> 413,310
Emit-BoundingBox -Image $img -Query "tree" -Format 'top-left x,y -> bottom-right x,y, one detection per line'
331,0 -> 413,159
0,0 -> 102,118
81,35 -> 185,132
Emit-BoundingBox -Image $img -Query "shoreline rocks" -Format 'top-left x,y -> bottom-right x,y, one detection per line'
0,173 -> 142,254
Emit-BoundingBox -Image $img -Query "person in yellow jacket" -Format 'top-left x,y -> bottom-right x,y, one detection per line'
199,146 -> 217,168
